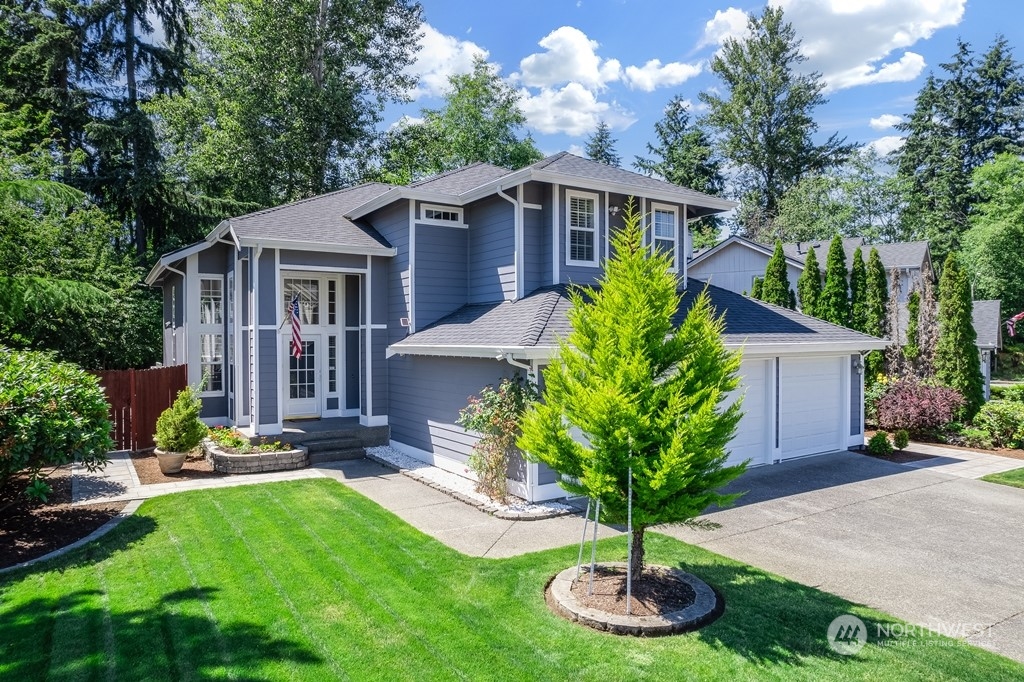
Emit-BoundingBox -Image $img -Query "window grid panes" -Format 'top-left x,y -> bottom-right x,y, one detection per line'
289,340 -> 316,399
200,278 -> 223,325
653,208 -> 677,269
568,195 -> 596,263
424,207 -> 461,222
328,336 -> 337,393
283,279 -> 319,325
200,333 -> 223,392
328,280 -> 337,325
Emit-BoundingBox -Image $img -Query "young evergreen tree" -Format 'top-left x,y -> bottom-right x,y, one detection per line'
750,276 -> 763,299
849,246 -> 868,332
518,199 -> 746,579
935,252 -> 985,419
758,241 -> 793,308
864,247 -> 888,379
584,120 -> 621,167
796,245 -> 822,316
818,234 -> 850,327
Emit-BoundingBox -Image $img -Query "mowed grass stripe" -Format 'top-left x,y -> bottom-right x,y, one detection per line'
42,566 -> 106,682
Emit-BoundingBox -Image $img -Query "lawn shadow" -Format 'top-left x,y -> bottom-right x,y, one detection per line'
0,588 -> 320,681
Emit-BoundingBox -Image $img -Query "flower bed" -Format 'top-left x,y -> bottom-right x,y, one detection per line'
203,428 -> 307,474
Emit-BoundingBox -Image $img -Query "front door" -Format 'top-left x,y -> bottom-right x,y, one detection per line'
284,334 -> 320,418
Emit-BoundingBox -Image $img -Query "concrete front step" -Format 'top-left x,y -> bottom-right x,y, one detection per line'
308,448 -> 366,464
283,425 -> 389,449
302,437 -> 362,454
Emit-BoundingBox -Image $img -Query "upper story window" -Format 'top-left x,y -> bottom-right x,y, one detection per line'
420,204 -> 465,226
199,277 -> 223,325
198,276 -> 224,395
566,190 -> 598,267
652,203 -> 679,272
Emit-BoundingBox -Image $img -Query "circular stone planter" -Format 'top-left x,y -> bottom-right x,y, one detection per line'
203,439 -> 309,474
154,449 -> 187,474
546,562 -> 722,636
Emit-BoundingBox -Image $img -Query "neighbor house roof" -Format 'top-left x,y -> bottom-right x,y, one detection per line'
387,280 -> 888,360
972,300 -> 1003,350
784,237 -> 931,273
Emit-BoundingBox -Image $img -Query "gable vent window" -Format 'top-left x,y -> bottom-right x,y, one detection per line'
420,204 -> 464,225
566,191 -> 598,266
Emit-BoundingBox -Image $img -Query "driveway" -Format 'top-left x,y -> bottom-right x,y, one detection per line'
659,450 -> 1024,663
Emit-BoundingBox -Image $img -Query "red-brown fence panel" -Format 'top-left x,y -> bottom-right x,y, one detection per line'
92,365 -> 188,451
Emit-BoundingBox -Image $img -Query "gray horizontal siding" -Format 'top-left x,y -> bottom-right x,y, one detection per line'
371,332 -> 388,416
415,224 -> 468,329
241,329 -> 250,418
850,355 -> 862,436
370,256 -> 388,326
198,242 -> 228,273
258,329 -> 278,424
258,248 -> 277,326
389,356 -> 516,465
369,202 -> 411,344
467,195 -> 515,303
279,250 -> 367,269
524,201 -> 547,294
201,395 -> 227,420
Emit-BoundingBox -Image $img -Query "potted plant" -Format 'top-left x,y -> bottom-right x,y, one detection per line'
153,385 -> 207,474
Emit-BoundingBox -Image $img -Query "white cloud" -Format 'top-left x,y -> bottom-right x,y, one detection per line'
869,113 -> 903,130
867,135 -> 905,156
517,26 -> 622,90
623,59 -> 701,92
518,83 -> 636,136
405,24 -> 488,99
771,0 -> 964,91
389,115 -> 424,130
698,7 -> 749,48
567,143 -> 586,157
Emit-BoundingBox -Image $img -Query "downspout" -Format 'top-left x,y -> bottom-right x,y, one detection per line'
497,350 -> 532,374
497,185 -> 523,300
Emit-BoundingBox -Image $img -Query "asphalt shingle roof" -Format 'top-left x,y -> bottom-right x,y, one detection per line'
408,162 -> 511,195
782,237 -> 930,272
972,300 -> 1002,349
228,183 -> 395,250
391,279 -> 884,352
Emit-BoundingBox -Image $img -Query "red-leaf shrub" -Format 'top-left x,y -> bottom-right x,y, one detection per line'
876,378 -> 964,436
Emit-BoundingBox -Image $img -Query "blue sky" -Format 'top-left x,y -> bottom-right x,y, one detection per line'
388,0 -> 1024,167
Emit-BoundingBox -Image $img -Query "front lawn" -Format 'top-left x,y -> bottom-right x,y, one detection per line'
1,480 -> 1019,681
982,467 -> 1024,489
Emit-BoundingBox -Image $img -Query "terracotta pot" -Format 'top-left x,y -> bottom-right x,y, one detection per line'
155,448 -> 187,474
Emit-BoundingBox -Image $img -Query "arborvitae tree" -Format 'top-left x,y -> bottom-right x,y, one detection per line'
905,289 -> 921,363
916,263 -> 940,377
935,252 -> 984,419
750,276 -> 763,299
789,288 -> 797,309
864,247 -> 889,381
758,241 -> 793,308
518,199 -> 746,579
849,247 -> 868,332
818,234 -> 850,327
634,95 -> 724,248
796,245 -> 822,316
585,119 -> 621,167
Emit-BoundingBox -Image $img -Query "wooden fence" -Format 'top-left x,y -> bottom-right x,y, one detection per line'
92,365 -> 188,451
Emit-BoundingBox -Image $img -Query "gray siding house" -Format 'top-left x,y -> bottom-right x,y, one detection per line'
148,153 -> 886,502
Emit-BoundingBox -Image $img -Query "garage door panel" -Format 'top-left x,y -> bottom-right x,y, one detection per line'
780,357 -> 843,459
724,359 -> 769,466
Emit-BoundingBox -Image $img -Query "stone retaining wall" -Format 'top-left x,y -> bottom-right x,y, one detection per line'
204,440 -> 309,474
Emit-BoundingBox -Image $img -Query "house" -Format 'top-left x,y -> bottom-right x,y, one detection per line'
689,235 -> 932,302
146,152 -> 886,502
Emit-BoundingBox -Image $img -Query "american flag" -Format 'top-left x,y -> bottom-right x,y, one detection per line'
290,294 -> 302,359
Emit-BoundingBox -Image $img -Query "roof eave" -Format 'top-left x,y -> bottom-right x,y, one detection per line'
145,221 -> 232,285
386,343 -> 551,360
236,237 -> 396,257
347,187 -> 462,220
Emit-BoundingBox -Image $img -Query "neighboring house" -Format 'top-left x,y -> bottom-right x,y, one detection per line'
689,235 -> 932,302
146,153 -> 886,502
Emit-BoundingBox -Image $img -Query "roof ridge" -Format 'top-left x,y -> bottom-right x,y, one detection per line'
231,182 -> 393,222
529,151 -> 569,171
520,286 -> 565,347
408,161 -> 505,188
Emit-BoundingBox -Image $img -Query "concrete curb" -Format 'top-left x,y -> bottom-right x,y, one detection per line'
0,499 -> 145,575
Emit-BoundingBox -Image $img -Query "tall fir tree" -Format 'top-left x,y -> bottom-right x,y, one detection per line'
864,247 -> 888,380
935,252 -> 984,419
634,95 -> 724,248
796,245 -> 822,316
518,199 -> 746,579
584,120 -> 621,167
849,246 -> 867,332
818,234 -> 850,327
758,241 -> 793,308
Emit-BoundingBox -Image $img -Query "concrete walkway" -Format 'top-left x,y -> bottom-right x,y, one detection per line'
887,441 -> 1023,479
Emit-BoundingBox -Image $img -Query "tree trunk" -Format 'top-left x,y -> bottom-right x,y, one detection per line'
629,526 -> 646,580
124,3 -> 145,255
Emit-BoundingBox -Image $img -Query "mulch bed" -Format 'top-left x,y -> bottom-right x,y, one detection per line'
570,565 -> 696,617
861,450 -> 938,464
0,466 -> 126,570
130,451 -> 227,485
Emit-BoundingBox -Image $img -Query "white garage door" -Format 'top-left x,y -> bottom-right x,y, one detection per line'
779,356 -> 843,459
724,359 -> 770,466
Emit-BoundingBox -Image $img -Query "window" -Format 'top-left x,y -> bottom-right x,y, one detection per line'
198,276 -> 225,395
283,278 -> 319,325
566,191 -> 598,266
420,204 -> 464,225
652,204 -> 679,271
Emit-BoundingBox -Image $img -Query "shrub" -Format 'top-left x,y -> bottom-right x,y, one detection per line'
154,386 -> 207,453
990,384 -> 1024,402
960,427 -> 993,449
864,374 -> 892,425
876,377 -> 965,436
207,426 -> 290,453
457,375 -> 538,503
973,400 -> 1024,449
867,431 -> 893,456
893,429 -> 910,451
0,347 -> 113,503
